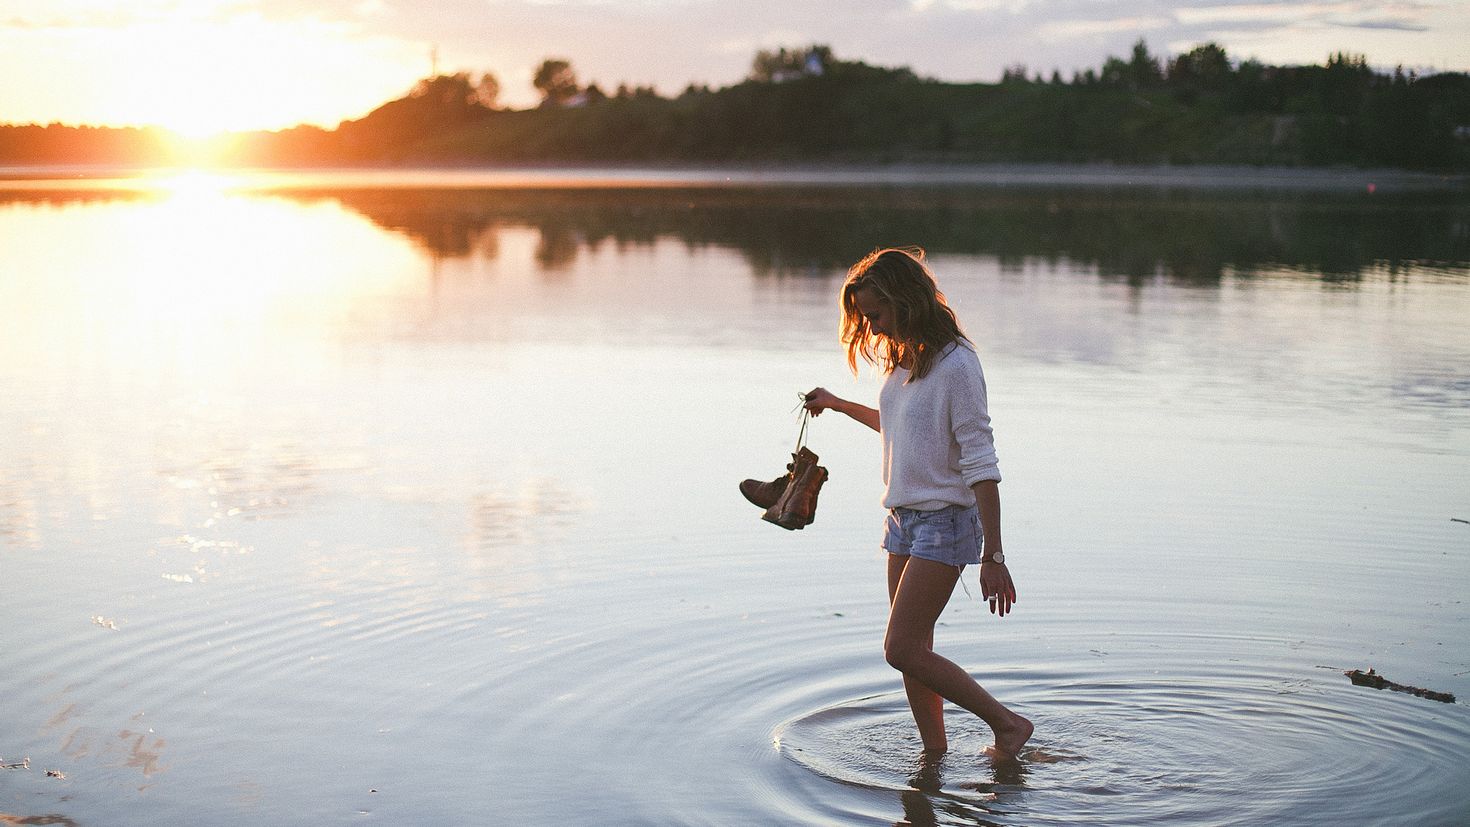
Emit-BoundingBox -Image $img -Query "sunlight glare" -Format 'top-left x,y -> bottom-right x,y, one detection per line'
0,12 -> 424,133
148,169 -> 242,199
0,190 -> 427,393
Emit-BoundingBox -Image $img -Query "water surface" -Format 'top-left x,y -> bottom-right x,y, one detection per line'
1,170 -> 1468,825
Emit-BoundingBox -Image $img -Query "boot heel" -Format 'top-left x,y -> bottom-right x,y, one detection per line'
761,507 -> 800,530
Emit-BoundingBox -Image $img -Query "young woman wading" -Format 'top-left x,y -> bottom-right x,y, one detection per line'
803,247 -> 1033,759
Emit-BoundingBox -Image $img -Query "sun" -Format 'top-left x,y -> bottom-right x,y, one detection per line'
16,14 -> 426,138
164,117 -> 232,142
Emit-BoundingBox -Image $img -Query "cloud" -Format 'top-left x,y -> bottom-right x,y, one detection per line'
1331,19 -> 1429,31
1039,15 -> 1174,40
1173,1 -> 1433,27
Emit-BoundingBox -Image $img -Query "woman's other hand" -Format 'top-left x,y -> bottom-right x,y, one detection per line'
980,561 -> 1017,617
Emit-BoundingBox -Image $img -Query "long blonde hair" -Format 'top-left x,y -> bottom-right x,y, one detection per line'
840,247 -> 968,381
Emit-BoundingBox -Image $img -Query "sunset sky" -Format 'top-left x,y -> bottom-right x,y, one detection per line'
2,0 -> 1466,136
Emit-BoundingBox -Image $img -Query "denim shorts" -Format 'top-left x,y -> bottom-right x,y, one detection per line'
882,503 -> 983,569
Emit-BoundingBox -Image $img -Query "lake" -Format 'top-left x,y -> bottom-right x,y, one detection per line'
2,168 -> 1468,825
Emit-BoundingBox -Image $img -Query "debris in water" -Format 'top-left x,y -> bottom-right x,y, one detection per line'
1345,668 -> 1456,703
45,769 -> 65,779
1,757 -> 29,770
91,615 -> 118,630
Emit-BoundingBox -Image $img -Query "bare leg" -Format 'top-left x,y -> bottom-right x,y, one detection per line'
888,554 -> 947,753
885,556 -> 1033,757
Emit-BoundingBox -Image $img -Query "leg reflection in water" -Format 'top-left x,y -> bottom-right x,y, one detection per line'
894,748 -> 1032,827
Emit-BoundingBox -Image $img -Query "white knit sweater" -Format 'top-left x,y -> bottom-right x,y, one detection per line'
878,339 -> 1001,510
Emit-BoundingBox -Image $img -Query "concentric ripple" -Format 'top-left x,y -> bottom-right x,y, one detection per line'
775,646 -> 1470,826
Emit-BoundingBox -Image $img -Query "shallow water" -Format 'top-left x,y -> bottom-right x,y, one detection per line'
1,170 -> 1468,825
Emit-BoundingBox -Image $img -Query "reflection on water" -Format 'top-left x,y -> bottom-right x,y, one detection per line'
1,171 -> 1468,825
7,181 -> 1467,284
325,186 -> 1470,284
465,479 -> 583,551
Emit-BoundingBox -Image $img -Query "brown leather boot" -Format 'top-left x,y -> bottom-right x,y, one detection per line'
762,450 -> 829,530
739,446 -> 818,509
739,474 -> 788,509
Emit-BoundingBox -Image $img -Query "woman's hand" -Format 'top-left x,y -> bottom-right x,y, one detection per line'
804,387 -> 880,431
803,387 -> 839,416
980,560 -> 1017,617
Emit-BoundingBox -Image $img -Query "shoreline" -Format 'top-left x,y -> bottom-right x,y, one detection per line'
1,161 -> 1465,193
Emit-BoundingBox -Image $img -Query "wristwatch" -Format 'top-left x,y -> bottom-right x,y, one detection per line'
982,551 -> 1005,565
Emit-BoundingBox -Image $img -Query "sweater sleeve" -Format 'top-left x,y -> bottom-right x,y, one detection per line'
947,348 -> 1002,485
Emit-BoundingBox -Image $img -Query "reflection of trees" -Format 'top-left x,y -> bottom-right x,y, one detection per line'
2,185 -> 1464,284
316,187 -> 1470,285
534,224 -> 581,271
0,188 -> 153,209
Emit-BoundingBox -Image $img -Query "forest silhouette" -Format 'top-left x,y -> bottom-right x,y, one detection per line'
2,42 -> 1467,170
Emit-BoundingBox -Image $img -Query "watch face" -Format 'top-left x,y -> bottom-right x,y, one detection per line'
987,552 -> 1004,564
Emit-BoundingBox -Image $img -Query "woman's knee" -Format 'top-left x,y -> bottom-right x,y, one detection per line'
883,635 -> 923,672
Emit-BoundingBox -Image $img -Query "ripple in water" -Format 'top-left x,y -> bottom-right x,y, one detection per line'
775,659 -> 1470,826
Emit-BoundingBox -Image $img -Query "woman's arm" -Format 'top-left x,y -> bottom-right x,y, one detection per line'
972,480 -> 1017,616
804,387 -> 880,432
973,480 -> 1002,560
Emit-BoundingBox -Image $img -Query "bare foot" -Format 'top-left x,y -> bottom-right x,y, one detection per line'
987,713 -> 1034,759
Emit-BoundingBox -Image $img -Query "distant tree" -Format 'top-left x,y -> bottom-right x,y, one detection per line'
1166,43 -> 1232,104
1001,64 -> 1029,85
1327,51 -> 1369,71
1127,40 -> 1165,88
1099,40 -> 1164,90
534,59 -> 580,107
1229,58 -> 1270,109
1319,51 -> 1373,115
475,73 -> 501,109
1168,43 -> 1231,86
337,71 -> 492,163
412,72 -> 480,105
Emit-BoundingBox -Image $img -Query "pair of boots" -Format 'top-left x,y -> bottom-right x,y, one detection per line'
740,447 -> 829,530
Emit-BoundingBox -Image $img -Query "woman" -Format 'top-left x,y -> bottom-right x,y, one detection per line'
803,247 -> 1033,759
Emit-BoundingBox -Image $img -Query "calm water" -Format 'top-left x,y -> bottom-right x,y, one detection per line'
2,170 -> 1469,826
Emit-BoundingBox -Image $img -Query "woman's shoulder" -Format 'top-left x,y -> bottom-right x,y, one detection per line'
932,338 -> 982,376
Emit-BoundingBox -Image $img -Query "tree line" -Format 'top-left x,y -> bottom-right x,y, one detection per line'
2,42 -> 1467,170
